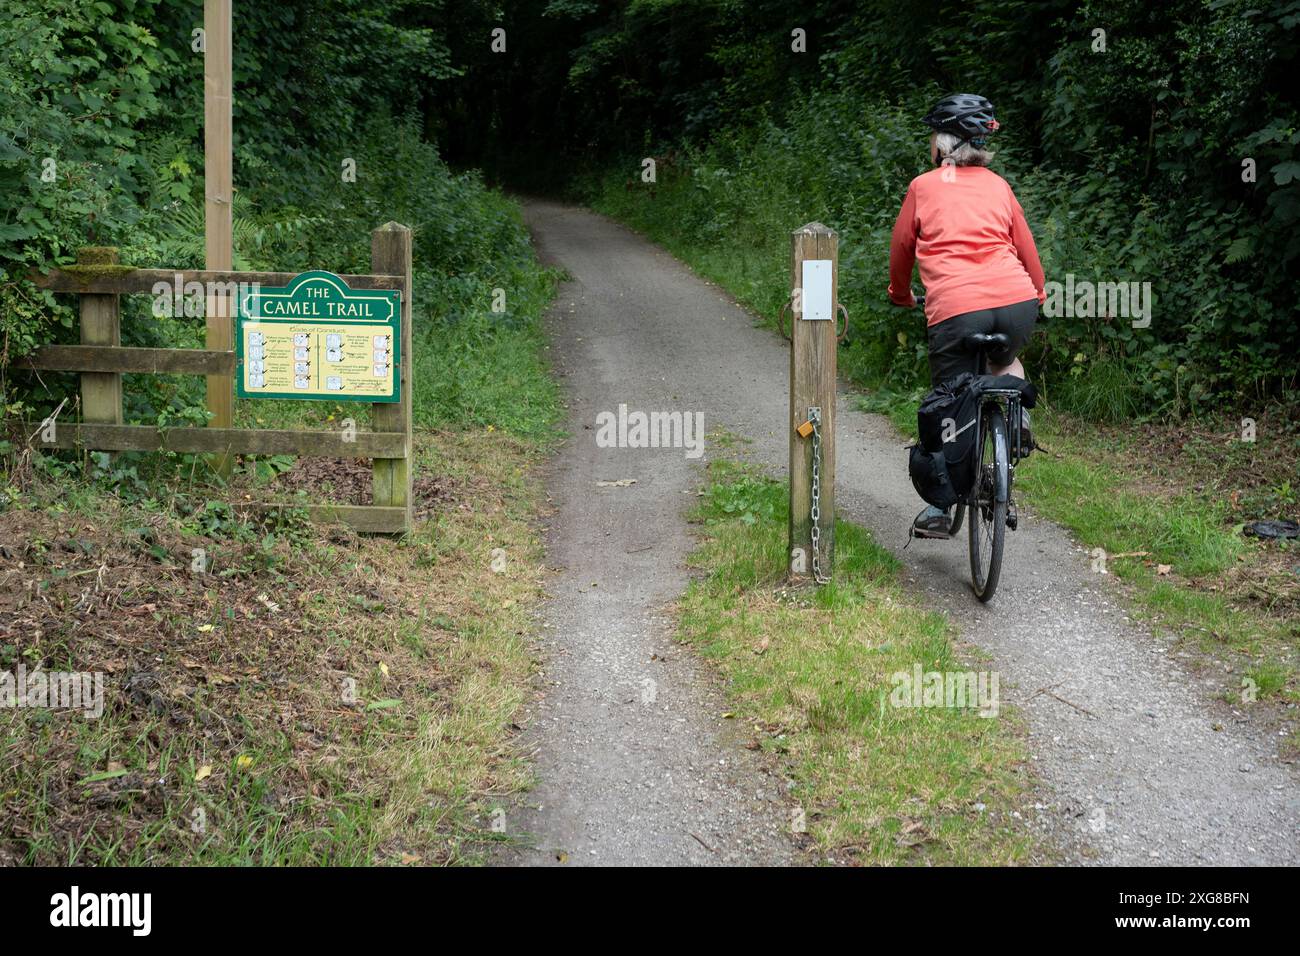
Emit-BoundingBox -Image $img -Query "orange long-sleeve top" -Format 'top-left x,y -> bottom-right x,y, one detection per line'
888,165 -> 1046,327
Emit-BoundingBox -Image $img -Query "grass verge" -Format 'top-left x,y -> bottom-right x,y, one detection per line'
677,458 -> 1038,865
0,429 -> 547,865
848,394 -> 1299,713
2,180 -> 563,864
1015,412 -> 1299,709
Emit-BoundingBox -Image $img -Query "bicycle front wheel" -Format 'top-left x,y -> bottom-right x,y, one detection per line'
968,409 -> 1008,602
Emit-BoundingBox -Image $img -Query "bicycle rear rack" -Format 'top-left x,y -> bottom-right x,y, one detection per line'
979,388 -> 1024,469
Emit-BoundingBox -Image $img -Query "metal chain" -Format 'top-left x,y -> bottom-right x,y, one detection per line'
809,407 -> 829,585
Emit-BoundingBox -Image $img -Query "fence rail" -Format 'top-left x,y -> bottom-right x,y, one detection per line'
34,423 -> 408,459
21,345 -> 236,375
21,223 -> 415,534
31,268 -> 406,295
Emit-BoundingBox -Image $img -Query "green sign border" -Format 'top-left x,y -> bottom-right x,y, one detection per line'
235,270 -> 401,404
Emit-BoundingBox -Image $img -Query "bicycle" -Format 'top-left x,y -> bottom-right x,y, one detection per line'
914,296 -> 1026,603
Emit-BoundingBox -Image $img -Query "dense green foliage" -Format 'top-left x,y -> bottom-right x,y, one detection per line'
0,0 -> 556,440
444,0 -> 1300,418
5,0 -> 1297,426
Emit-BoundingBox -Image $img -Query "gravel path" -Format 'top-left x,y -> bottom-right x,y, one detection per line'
501,198 -> 1299,866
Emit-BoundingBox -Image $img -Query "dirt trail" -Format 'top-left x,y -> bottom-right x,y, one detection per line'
505,198 -> 1299,866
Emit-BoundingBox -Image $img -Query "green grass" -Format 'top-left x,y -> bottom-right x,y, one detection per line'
1,428 -> 550,866
677,460 -> 1035,865
412,260 -> 561,439
1016,429 -> 1244,576
1014,416 -> 1296,693
856,389 -> 920,437
841,395 -> 1295,697
3,186 -> 564,864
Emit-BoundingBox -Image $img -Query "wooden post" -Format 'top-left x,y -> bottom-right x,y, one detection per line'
77,247 -> 123,460
203,0 -> 234,476
788,222 -> 839,582
370,223 -> 413,531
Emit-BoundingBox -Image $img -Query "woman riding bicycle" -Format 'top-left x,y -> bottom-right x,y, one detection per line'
888,93 -> 1046,538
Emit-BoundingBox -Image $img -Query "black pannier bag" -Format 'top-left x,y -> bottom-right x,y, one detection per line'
907,443 -> 960,510
908,372 -> 979,509
907,372 -> 1036,509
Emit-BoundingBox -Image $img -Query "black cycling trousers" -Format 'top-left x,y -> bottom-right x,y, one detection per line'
926,298 -> 1038,388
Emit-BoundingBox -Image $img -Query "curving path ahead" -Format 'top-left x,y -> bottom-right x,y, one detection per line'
500,199 -> 1299,866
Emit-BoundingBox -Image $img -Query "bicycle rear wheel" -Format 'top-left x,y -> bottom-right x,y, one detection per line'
968,409 -> 1008,602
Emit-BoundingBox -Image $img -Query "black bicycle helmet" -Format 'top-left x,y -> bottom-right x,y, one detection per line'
922,93 -> 999,146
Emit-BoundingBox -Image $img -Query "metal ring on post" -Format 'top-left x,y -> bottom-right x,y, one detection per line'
835,303 -> 849,343
778,300 -> 793,342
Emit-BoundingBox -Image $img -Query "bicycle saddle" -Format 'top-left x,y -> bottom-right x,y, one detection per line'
964,332 -> 1010,352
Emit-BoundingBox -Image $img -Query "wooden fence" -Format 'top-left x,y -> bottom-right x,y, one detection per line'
20,222 -> 415,534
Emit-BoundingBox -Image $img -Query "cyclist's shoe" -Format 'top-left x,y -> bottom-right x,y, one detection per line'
1006,500 -> 1018,531
911,505 -> 953,539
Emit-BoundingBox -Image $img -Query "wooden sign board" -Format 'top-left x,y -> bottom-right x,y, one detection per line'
235,271 -> 401,403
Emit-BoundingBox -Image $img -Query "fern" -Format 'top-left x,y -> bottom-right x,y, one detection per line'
152,194 -> 328,271
1224,236 -> 1253,265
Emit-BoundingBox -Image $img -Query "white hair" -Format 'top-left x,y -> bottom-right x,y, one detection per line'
934,131 -> 994,167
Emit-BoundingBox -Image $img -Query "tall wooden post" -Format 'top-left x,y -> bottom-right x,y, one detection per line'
204,0 -> 234,476
370,223 -> 414,531
788,223 -> 839,583
78,247 -> 123,465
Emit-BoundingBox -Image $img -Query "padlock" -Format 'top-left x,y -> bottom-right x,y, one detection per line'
796,420 -> 814,439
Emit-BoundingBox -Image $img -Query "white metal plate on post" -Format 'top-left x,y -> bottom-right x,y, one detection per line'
800,259 -> 832,320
